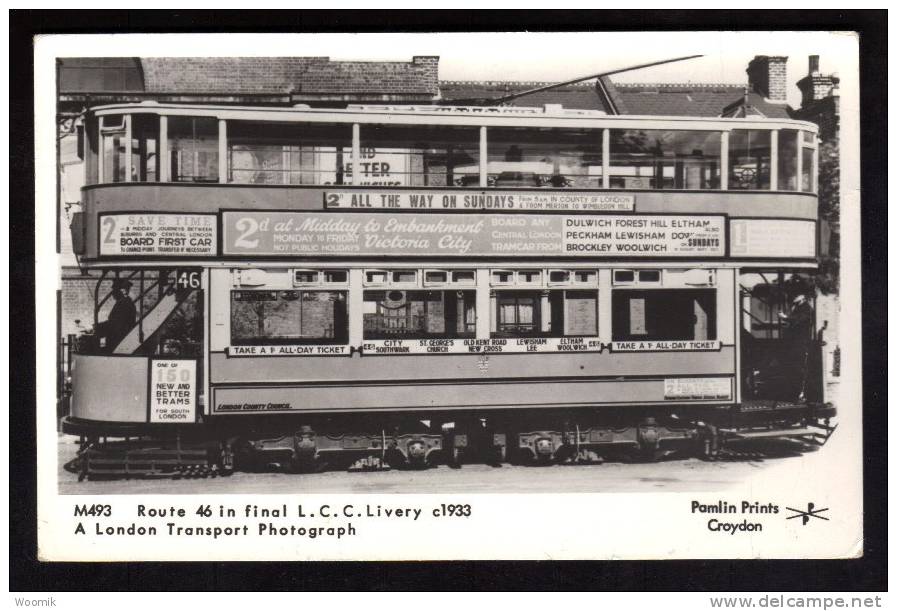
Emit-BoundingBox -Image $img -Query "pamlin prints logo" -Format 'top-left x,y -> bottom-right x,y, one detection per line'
786,502 -> 830,525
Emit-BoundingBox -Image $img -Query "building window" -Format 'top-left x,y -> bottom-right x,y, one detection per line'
358,125 -> 480,187
612,289 -> 716,341
777,129 -> 799,190
230,290 -> 348,345
728,129 -> 771,190
363,290 -> 476,339
227,121 -> 350,186
169,116 -> 219,183
609,130 -> 721,190
486,127 -> 603,188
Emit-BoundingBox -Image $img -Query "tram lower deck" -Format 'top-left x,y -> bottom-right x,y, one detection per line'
64,262 -> 835,477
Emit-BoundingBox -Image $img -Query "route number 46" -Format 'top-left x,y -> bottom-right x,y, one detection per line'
175,269 -> 202,290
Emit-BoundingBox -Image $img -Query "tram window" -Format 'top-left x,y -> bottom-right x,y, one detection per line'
777,129 -> 799,190
392,270 -> 418,285
728,130 -> 771,190
293,271 -> 319,285
491,271 -> 514,285
495,291 -> 539,336
452,270 -> 476,285
518,270 -> 541,284
365,270 -> 388,285
486,127 -> 603,189
549,270 -> 570,284
227,121 -> 350,185
231,290 -> 348,345
493,290 -> 599,337
424,270 -> 448,285
363,290 -> 476,339
801,147 -> 815,192
130,115 -> 159,182
613,270 -> 636,284
612,289 -> 716,342
573,270 -> 597,285
358,125 -> 480,187
169,117 -> 219,183
101,115 -> 128,183
609,130 -> 721,190
323,270 -> 348,284
638,270 -> 661,283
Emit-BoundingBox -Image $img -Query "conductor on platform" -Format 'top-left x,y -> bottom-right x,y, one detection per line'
98,278 -> 137,351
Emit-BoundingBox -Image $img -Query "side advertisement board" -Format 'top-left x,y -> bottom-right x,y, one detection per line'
99,213 -> 218,257
222,211 -> 725,258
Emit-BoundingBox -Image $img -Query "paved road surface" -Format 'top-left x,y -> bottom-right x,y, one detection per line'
57,434 -> 820,495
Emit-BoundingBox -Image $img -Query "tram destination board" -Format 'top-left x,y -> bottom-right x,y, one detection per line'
222,211 -> 725,258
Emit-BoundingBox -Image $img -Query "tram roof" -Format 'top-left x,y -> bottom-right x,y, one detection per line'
87,101 -> 819,132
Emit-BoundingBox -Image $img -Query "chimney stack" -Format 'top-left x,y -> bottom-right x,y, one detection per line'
746,55 -> 789,101
797,55 -> 836,109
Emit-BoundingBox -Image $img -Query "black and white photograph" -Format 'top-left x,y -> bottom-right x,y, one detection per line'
27,26 -> 873,568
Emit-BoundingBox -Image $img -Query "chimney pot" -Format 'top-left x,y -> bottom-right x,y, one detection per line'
809,55 -> 820,74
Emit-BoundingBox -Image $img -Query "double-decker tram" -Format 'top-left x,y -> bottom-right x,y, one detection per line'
64,101 -> 836,478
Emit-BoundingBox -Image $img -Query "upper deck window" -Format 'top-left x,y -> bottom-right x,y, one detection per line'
777,129 -> 799,190
801,146 -> 815,193
228,121 -> 350,186
486,127 -> 603,189
728,129 -> 771,190
359,125 -> 479,187
608,130 -> 721,190
169,117 -> 219,183
100,114 -> 128,183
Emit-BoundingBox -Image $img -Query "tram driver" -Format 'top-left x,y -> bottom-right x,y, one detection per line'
778,294 -> 815,402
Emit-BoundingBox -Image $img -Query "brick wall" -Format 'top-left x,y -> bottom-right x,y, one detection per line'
141,57 -> 439,96
60,273 -> 103,337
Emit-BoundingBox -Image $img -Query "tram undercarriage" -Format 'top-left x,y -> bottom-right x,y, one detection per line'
64,401 -> 836,480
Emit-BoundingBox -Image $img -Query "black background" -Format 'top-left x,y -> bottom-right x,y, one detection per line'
10,10 -> 887,592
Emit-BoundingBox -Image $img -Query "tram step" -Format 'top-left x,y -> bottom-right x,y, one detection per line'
730,427 -> 816,439
87,458 -> 206,466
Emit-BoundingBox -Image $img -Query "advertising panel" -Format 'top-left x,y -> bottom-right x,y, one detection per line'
324,190 -> 636,212
663,377 -> 733,401
730,219 -> 816,258
222,211 -> 725,258
99,213 -> 217,257
148,359 -> 197,423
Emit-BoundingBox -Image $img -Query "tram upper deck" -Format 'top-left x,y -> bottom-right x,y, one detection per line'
73,102 -> 820,267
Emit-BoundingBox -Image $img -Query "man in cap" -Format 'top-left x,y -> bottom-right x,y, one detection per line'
98,278 -> 137,352
778,294 -> 814,341
778,294 -> 815,401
